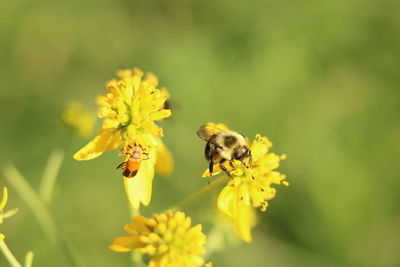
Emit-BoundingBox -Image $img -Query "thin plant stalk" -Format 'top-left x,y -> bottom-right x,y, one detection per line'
24,251 -> 34,267
3,165 -> 86,267
39,150 -> 64,205
170,175 -> 229,211
0,239 -> 22,267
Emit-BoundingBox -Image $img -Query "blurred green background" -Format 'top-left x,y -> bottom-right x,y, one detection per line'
1,0 -> 400,266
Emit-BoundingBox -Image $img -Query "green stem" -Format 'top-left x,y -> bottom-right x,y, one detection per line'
0,239 -> 22,267
170,176 -> 229,211
24,251 -> 34,267
3,165 -> 86,267
39,149 -> 64,205
4,166 -> 58,242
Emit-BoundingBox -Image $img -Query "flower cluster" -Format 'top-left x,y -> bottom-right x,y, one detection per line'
73,69 -> 173,209
202,124 -> 288,242
72,68 -> 288,266
110,211 -> 206,267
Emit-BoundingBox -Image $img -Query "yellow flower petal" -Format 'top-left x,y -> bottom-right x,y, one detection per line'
0,187 -> 8,210
149,109 -> 172,121
154,137 -> 174,176
250,135 -> 272,157
73,128 -> 121,160
0,233 -> 4,241
235,205 -> 256,242
131,216 -> 151,233
124,158 -> 155,209
217,185 -> 237,218
145,72 -> 159,86
109,236 -> 145,252
142,121 -> 164,136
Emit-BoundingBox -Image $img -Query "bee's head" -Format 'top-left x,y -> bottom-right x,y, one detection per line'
233,146 -> 249,160
233,146 -> 252,168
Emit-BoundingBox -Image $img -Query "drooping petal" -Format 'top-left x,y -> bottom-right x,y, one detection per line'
73,128 -> 121,160
154,137 -> 174,176
109,236 -> 145,252
217,185 -> 238,218
124,158 -> 155,209
235,205 -> 257,242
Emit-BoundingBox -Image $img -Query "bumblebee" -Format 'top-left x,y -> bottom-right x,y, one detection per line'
116,144 -> 149,178
197,123 -> 252,176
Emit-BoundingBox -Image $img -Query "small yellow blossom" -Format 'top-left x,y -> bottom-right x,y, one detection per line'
62,102 -> 96,138
202,124 -> 287,242
73,69 -> 173,209
0,187 -> 8,211
0,187 -> 18,226
110,211 -> 206,267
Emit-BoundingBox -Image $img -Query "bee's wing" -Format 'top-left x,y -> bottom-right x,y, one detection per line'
197,123 -> 229,141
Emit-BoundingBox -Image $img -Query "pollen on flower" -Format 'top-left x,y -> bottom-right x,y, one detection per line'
73,68 -> 172,161
202,123 -> 288,242
73,68 -> 174,209
215,132 -> 287,213
110,211 -> 207,267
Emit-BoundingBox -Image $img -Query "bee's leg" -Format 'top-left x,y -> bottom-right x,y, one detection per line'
206,144 -> 215,176
141,148 -> 150,160
208,160 -> 214,176
219,159 -> 232,177
116,162 -> 126,169
229,161 -> 235,169
240,159 -> 247,168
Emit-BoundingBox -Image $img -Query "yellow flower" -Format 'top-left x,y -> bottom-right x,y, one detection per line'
0,187 -> 8,211
73,69 -> 173,209
0,187 -> 18,225
202,125 -> 288,242
62,102 -> 96,138
110,211 -> 206,267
